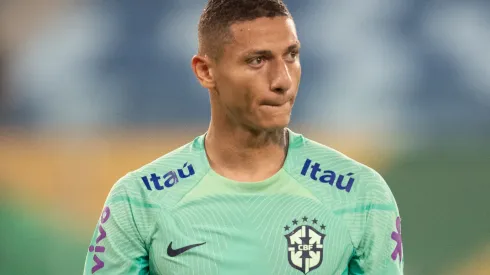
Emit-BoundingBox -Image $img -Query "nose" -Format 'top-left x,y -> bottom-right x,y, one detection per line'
269,60 -> 292,94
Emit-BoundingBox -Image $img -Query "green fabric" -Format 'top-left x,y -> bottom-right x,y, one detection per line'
82,129 -> 403,274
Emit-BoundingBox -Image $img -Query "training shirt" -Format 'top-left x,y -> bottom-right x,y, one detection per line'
83,129 -> 403,275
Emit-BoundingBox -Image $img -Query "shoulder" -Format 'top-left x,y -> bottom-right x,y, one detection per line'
107,134 -> 209,205
287,130 -> 395,203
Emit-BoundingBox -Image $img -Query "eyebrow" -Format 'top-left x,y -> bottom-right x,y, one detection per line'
244,41 -> 301,57
287,42 -> 301,52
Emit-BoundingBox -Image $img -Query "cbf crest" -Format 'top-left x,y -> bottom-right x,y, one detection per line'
284,217 -> 326,274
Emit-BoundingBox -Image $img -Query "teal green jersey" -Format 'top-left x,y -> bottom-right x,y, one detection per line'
83,129 -> 403,275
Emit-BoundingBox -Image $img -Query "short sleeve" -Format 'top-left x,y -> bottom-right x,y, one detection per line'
348,172 -> 404,274
83,174 -> 160,274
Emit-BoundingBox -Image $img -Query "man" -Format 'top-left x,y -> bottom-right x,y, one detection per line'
83,0 -> 404,274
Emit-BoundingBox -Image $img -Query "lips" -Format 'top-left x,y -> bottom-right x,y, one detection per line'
261,99 -> 288,107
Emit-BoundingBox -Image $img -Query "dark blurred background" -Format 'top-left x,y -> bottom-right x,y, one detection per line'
0,1 -> 489,274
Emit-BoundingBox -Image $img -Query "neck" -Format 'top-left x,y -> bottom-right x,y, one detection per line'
205,118 -> 289,182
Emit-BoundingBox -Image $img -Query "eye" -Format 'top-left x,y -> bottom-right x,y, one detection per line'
248,56 -> 265,67
285,51 -> 299,62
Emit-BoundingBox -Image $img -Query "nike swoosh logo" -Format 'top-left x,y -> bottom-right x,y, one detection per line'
167,242 -> 206,257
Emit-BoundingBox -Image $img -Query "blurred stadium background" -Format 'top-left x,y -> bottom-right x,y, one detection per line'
1,0 -> 489,274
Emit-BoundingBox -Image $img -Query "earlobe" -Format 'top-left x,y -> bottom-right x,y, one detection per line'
192,55 -> 215,89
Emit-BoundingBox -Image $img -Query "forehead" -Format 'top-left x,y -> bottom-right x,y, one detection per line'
225,16 -> 299,55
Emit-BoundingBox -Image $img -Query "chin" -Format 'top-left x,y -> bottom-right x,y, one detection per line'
257,117 -> 291,131
255,105 -> 292,129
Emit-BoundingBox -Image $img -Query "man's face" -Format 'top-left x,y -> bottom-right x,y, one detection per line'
212,16 -> 301,131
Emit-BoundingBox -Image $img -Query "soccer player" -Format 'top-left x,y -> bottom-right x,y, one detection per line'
83,0 -> 404,274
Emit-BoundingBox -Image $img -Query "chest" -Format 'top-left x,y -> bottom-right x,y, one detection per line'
149,195 -> 354,275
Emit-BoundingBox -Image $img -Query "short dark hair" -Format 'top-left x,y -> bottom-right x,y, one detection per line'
198,0 -> 291,61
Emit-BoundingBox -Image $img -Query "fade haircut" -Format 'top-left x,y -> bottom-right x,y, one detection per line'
198,0 -> 291,61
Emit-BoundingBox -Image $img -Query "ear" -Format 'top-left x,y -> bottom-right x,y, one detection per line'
191,55 -> 215,89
